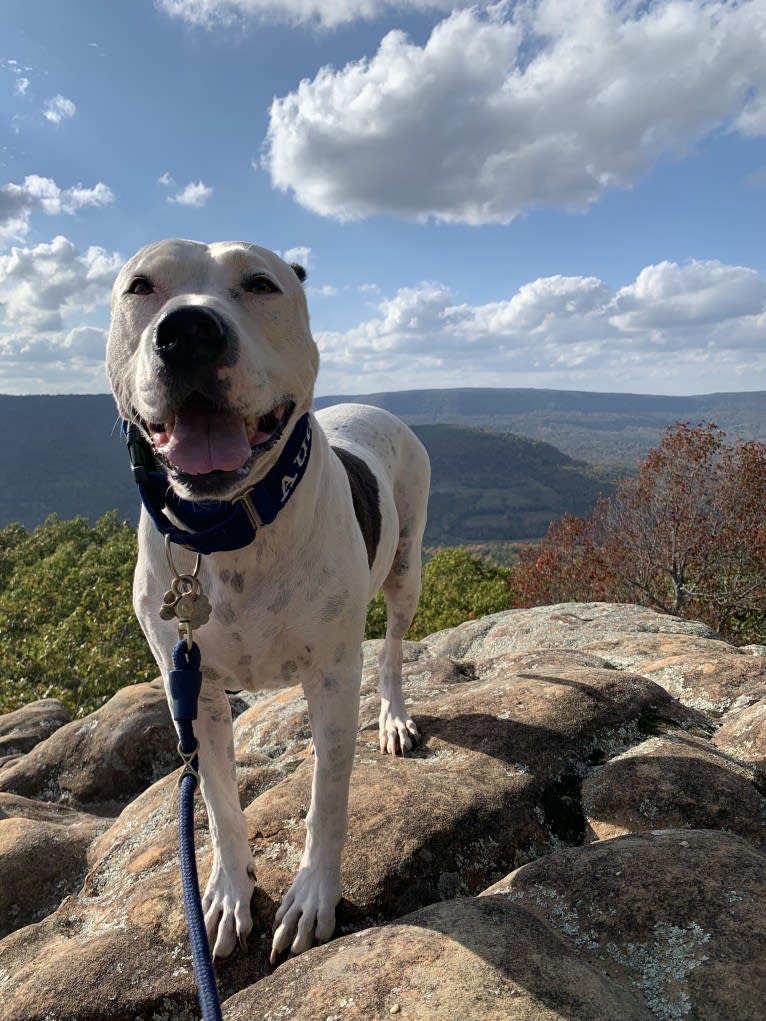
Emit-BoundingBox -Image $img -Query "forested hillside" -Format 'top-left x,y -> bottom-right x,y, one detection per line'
412,424 -> 609,543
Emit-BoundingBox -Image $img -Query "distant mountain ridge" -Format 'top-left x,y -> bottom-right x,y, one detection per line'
0,387 -> 763,542
315,387 -> 766,466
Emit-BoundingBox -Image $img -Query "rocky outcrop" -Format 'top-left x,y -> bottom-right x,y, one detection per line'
0,680 -> 177,812
226,829 -> 766,1021
0,698 -> 71,766
1,602 -> 766,1020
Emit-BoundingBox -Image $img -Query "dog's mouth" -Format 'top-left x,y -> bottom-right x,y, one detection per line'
143,393 -> 295,483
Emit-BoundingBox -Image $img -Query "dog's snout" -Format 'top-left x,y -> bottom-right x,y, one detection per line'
154,306 -> 229,365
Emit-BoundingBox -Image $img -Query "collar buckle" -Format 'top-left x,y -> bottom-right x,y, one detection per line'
125,422 -> 153,485
235,491 -> 264,531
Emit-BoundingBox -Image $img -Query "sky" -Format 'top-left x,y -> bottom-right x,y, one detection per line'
1,0 -> 766,398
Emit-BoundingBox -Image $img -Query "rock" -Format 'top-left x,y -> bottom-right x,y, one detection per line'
582,733 -> 766,847
0,794 -> 108,938
0,699 -> 71,766
223,893 -> 652,1021
225,830 -> 766,1021
484,830 -> 766,1021
0,680 -> 177,812
233,686 -> 312,763
424,603 -> 766,717
585,635 -> 766,717
0,771 -> 212,1021
713,698 -> 766,771
2,603 -> 766,1020
422,603 -> 718,662
250,657 -> 694,934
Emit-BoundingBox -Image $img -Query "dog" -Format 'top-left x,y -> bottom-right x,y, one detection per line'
106,239 -> 430,963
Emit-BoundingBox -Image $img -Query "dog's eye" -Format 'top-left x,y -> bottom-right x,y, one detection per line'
242,274 -> 281,295
126,277 -> 154,296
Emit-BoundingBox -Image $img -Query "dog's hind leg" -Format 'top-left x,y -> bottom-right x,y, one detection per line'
378,484 -> 428,755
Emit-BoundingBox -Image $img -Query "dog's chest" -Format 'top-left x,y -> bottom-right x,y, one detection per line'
189,553 -> 356,691
197,620 -> 315,691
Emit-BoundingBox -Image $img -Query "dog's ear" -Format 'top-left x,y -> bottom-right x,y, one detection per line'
290,263 -> 307,284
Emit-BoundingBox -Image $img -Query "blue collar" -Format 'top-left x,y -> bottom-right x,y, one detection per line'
124,413 -> 313,555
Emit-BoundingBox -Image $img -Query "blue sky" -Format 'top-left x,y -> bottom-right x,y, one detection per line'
1,0 -> 765,397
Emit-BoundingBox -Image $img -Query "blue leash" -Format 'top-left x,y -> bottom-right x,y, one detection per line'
168,640 -> 224,1021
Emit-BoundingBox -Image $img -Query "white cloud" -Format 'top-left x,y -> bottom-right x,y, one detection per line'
264,0 -> 766,223
63,325 -> 109,358
0,243 -> 121,403
314,260 -> 766,396
0,235 -> 123,333
0,238 -> 114,387
0,176 -> 115,243
0,234 -> 119,393
735,88 -> 766,136
42,94 -> 76,125
612,261 -> 766,332
168,180 -> 214,206
0,354 -> 109,394
282,245 -> 311,267
3,58 -> 33,93
161,172 -> 216,207
156,0 -> 455,30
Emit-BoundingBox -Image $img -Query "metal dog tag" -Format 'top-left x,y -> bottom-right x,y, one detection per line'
159,589 -> 179,621
175,594 -> 196,622
159,579 -> 212,630
189,592 -> 212,628
160,538 -> 213,643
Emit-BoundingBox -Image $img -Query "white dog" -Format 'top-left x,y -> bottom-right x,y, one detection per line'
106,239 -> 430,963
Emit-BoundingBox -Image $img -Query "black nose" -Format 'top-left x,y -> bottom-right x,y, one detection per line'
154,306 -> 229,365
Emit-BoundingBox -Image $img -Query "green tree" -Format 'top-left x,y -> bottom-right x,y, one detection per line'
0,513 -> 155,715
366,547 -> 511,640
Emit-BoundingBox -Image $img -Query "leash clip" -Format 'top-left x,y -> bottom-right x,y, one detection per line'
177,738 -> 201,786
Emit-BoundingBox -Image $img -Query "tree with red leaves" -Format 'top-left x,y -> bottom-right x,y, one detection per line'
511,422 -> 766,644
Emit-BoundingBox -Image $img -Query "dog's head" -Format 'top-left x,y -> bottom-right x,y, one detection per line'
107,239 -> 318,502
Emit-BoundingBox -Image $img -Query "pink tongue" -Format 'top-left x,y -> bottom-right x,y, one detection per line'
155,399 -> 252,475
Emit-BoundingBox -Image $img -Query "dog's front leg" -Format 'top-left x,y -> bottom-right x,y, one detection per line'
187,682 -> 256,958
270,666 -> 360,962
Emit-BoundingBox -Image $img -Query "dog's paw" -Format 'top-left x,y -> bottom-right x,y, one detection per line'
270,866 -> 341,963
202,859 -> 256,958
379,706 -> 420,756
